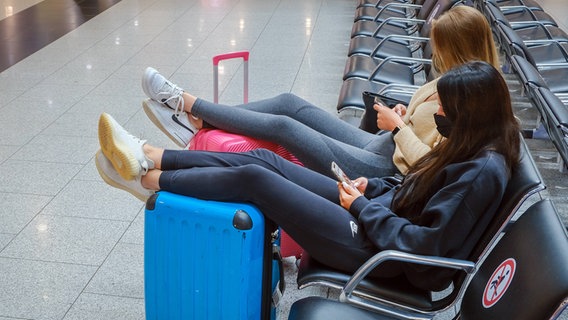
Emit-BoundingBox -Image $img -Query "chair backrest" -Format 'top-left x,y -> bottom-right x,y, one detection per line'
533,87 -> 568,167
418,0 -> 462,38
495,22 -> 537,66
432,136 -> 545,307
460,199 -> 568,319
417,0 -> 442,21
510,54 -> 547,98
536,86 -> 568,131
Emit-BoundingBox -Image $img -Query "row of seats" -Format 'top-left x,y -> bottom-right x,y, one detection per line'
336,0 -> 462,113
481,0 -> 568,171
287,0 -> 568,319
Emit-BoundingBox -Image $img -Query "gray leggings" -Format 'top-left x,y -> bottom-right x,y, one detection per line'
191,93 -> 398,178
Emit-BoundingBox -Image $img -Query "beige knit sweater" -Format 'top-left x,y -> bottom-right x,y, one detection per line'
392,79 -> 444,174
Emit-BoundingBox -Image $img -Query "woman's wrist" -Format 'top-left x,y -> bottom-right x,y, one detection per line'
392,123 -> 406,136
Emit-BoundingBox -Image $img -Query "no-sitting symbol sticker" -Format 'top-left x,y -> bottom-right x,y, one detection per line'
482,258 -> 516,308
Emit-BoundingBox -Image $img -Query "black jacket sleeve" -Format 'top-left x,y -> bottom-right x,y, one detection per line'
349,152 -> 509,290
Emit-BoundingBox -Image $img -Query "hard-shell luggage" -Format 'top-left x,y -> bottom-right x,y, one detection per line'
189,128 -> 303,166
144,191 -> 283,319
187,51 -> 304,258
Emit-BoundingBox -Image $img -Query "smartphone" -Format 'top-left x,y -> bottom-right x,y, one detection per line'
331,161 -> 355,187
362,91 -> 405,110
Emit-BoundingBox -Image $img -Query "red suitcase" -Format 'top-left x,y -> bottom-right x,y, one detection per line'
188,51 -> 303,258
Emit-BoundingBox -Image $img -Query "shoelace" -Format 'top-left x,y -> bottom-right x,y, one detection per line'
160,82 -> 185,117
160,81 -> 199,121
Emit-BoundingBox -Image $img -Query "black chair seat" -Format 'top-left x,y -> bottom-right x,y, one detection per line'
297,253 -> 433,309
343,55 -> 417,81
484,0 -> 542,11
351,19 -> 413,38
288,296 -> 393,320
499,6 -> 557,26
514,24 -> 568,42
354,5 -> 408,22
540,69 -> 568,94
348,31 -> 413,56
338,76 -> 415,110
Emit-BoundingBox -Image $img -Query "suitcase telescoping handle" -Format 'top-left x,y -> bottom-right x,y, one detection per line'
212,51 -> 249,104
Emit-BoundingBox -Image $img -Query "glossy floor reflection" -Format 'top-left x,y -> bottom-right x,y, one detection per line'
0,0 -> 121,72
0,0 -> 566,319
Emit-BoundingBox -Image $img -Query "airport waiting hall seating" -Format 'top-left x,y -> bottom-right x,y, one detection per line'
481,0 -> 568,41
482,0 -> 557,27
288,199 -> 568,320
508,55 -> 568,171
509,54 -> 568,104
532,87 -> 568,171
476,0 -> 542,11
353,0 -> 426,22
357,0 -> 420,8
350,0 -> 445,42
339,0 -> 462,111
354,0 -> 426,22
494,22 -> 568,70
294,138 -> 545,319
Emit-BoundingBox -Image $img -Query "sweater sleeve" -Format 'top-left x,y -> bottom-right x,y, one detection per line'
393,125 -> 434,166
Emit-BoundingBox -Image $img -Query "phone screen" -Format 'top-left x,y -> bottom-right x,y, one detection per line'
331,162 -> 354,187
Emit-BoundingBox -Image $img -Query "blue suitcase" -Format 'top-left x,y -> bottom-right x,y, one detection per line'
144,191 -> 283,320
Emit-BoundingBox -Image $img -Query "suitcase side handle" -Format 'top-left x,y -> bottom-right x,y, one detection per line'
212,51 -> 249,104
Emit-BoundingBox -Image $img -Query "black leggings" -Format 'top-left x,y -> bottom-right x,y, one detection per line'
158,148 -> 382,275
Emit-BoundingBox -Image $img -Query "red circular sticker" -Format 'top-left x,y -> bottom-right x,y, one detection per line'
482,258 -> 516,308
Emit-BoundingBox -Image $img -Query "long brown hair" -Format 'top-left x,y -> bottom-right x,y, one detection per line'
393,61 -> 520,220
430,6 -> 500,75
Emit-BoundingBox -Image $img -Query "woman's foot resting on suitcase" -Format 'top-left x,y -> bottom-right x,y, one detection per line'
97,113 -> 168,197
142,98 -> 199,148
142,67 -> 203,130
95,150 -> 155,202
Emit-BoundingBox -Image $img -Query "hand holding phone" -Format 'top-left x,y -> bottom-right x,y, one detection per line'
331,162 -> 355,188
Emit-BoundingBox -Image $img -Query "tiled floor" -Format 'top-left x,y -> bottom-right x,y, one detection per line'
0,0 -> 566,319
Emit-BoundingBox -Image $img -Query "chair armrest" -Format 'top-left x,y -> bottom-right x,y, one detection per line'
524,39 -> 568,46
371,34 -> 429,57
339,250 -> 475,317
374,2 -> 422,20
536,62 -> 568,70
379,83 -> 420,96
369,56 -> 431,80
373,17 -> 425,37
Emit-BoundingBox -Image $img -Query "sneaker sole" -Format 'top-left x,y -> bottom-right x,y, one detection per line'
95,151 -> 149,202
143,99 -> 188,148
98,113 -> 141,181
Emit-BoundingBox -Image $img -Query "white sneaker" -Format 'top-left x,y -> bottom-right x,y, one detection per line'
141,67 -> 184,114
98,113 -> 154,181
95,150 -> 154,202
143,98 -> 197,148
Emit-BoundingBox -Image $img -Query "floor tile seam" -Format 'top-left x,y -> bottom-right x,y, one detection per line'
171,0 -> 283,94
0,209 -> 136,258
36,210 -> 143,223
63,228 -> 144,319
0,254 -> 101,268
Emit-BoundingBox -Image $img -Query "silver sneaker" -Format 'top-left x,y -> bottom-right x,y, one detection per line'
141,67 -> 184,114
143,98 -> 197,148
98,113 -> 154,181
95,150 -> 154,202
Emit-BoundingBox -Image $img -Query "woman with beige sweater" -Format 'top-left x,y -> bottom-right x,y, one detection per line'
140,6 -> 500,178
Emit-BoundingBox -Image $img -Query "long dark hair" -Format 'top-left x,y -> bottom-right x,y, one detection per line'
393,61 -> 520,220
